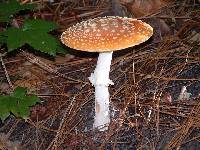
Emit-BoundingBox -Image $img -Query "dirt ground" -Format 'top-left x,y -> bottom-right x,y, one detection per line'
0,0 -> 200,149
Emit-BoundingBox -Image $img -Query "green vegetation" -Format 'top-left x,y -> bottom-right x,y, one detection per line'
0,0 -> 66,122
0,87 -> 40,122
3,19 -> 64,56
0,0 -> 66,56
0,0 -> 36,22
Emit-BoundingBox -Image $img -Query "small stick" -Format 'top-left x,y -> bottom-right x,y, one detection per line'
0,53 -> 14,90
21,51 -> 81,83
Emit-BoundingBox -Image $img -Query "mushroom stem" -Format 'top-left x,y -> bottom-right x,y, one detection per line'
89,51 -> 114,131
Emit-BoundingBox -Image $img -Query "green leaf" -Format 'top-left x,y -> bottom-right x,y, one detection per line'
12,87 -> 27,97
0,87 -> 40,122
3,19 -> 65,56
0,0 -> 36,22
23,19 -> 59,32
0,32 -> 7,46
27,31 -> 57,56
0,96 -> 11,121
4,28 -> 26,50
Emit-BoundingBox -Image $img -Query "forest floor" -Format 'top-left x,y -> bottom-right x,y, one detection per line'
0,0 -> 200,149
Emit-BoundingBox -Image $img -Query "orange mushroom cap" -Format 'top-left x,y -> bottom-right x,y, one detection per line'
61,16 -> 153,52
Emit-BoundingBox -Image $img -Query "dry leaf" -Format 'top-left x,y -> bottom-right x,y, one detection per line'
120,0 -> 174,17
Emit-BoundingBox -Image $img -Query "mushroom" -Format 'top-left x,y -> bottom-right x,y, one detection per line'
61,16 -> 153,131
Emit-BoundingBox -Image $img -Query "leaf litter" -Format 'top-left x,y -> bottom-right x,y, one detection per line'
0,0 -> 200,149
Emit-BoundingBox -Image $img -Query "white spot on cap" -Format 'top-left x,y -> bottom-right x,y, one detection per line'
61,16 -> 153,52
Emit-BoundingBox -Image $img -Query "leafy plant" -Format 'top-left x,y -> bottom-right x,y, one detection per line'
0,87 -> 40,122
0,0 -> 66,56
3,19 -> 65,56
0,32 -> 6,46
0,1 -> 66,122
0,0 -> 36,22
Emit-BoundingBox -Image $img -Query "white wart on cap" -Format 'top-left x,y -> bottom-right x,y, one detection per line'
61,16 -> 153,52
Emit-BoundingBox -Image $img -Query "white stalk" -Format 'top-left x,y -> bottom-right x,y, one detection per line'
89,51 -> 114,131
